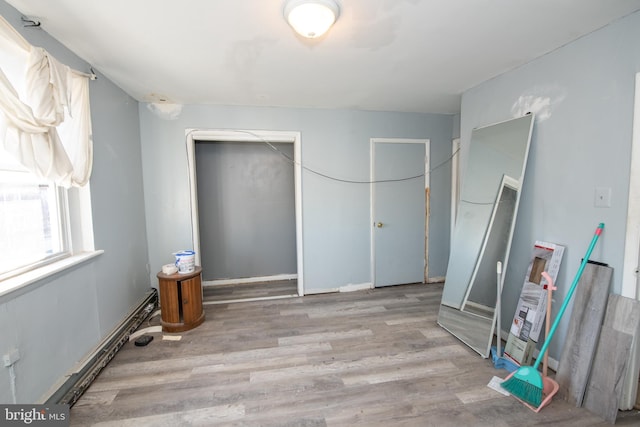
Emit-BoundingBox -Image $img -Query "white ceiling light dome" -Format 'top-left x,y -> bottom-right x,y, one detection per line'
284,0 -> 340,39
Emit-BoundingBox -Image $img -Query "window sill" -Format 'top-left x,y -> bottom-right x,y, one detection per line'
0,250 -> 104,300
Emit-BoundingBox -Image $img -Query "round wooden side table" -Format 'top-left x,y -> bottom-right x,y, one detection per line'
157,266 -> 205,332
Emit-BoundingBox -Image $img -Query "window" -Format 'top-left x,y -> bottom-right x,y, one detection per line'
0,146 -> 101,287
0,15 -> 98,295
0,146 -> 98,293
0,154 -> 70,280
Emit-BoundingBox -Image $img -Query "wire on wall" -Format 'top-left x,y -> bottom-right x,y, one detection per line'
190,129 -> 461,185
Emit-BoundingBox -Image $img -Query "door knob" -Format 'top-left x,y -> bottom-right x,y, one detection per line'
376,222 -> 383,228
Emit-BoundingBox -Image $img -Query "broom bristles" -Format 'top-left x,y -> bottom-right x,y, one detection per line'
501,369 -> 543,408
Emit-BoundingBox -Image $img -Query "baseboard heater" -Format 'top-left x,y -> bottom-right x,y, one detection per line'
44,288 -> 158,406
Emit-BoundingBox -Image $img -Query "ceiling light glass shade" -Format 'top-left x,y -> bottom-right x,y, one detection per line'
284,0 -> 340,38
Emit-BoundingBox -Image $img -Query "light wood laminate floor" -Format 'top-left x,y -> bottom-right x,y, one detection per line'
70,283 -> 640,426
203,280 -> 298,304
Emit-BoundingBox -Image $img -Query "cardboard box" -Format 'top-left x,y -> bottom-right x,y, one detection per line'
504,241 -> 565,366
504,333 -> 536,367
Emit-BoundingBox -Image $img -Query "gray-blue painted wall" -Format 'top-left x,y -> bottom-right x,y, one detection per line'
0,1 -> 150,402
460,10 -> 640,361
139,106 -> 454,293
4,0 -> 637,403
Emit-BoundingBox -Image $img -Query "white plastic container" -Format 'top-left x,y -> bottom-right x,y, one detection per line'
174,250 -> 196,274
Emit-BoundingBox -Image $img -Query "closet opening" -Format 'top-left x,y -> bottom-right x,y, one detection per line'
186,129 -> 304,300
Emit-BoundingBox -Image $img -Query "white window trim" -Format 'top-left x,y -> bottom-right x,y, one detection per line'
0,182 -> 102,299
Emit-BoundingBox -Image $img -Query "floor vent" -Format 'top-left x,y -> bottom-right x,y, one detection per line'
45,288 -> 158,406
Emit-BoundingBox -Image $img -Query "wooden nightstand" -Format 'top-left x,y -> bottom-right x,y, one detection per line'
157,266 -> 205,332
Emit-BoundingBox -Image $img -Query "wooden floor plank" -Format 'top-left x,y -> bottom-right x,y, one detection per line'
90,404 -> 246,427
69,283 -> 640,426
583,294 -> 640,423
556,263 -> 612,406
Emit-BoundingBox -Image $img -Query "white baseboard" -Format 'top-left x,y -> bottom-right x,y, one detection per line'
305,282 -> 374,295
340,282 -> 373,293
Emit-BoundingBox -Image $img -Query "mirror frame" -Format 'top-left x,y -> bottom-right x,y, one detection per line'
461,175 -> 518,313
438,114 -> 534,357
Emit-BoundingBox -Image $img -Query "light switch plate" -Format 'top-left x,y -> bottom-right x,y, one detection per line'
595,186 -> 612,208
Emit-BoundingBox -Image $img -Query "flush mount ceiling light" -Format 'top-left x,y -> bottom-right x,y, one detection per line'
284,0 -> 340,39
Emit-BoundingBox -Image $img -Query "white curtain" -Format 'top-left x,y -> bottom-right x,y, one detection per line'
0,15 -> 92,188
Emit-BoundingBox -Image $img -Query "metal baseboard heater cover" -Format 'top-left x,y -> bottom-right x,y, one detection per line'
44,288 -> 158,406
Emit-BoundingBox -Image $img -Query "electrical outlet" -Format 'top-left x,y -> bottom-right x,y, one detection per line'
3,349 -> 20,367
594,186 -> 611,208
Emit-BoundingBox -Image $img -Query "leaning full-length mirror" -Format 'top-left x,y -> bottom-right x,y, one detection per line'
438,114 -> 534,357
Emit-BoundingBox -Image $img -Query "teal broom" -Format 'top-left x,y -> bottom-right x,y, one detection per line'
500,223 -> 604,407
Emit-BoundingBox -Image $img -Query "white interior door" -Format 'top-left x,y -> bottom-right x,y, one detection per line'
372,139 -> 428,287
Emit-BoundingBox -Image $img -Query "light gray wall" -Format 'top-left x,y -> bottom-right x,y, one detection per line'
195,141 -> 297,280
139,106 -> 453,293
460,10 -> 640,361
0,1 -> 150,402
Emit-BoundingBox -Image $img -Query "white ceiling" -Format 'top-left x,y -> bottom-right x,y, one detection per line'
5,0 -> 640,114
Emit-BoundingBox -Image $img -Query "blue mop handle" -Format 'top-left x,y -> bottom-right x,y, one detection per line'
532,223 -> 604,369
